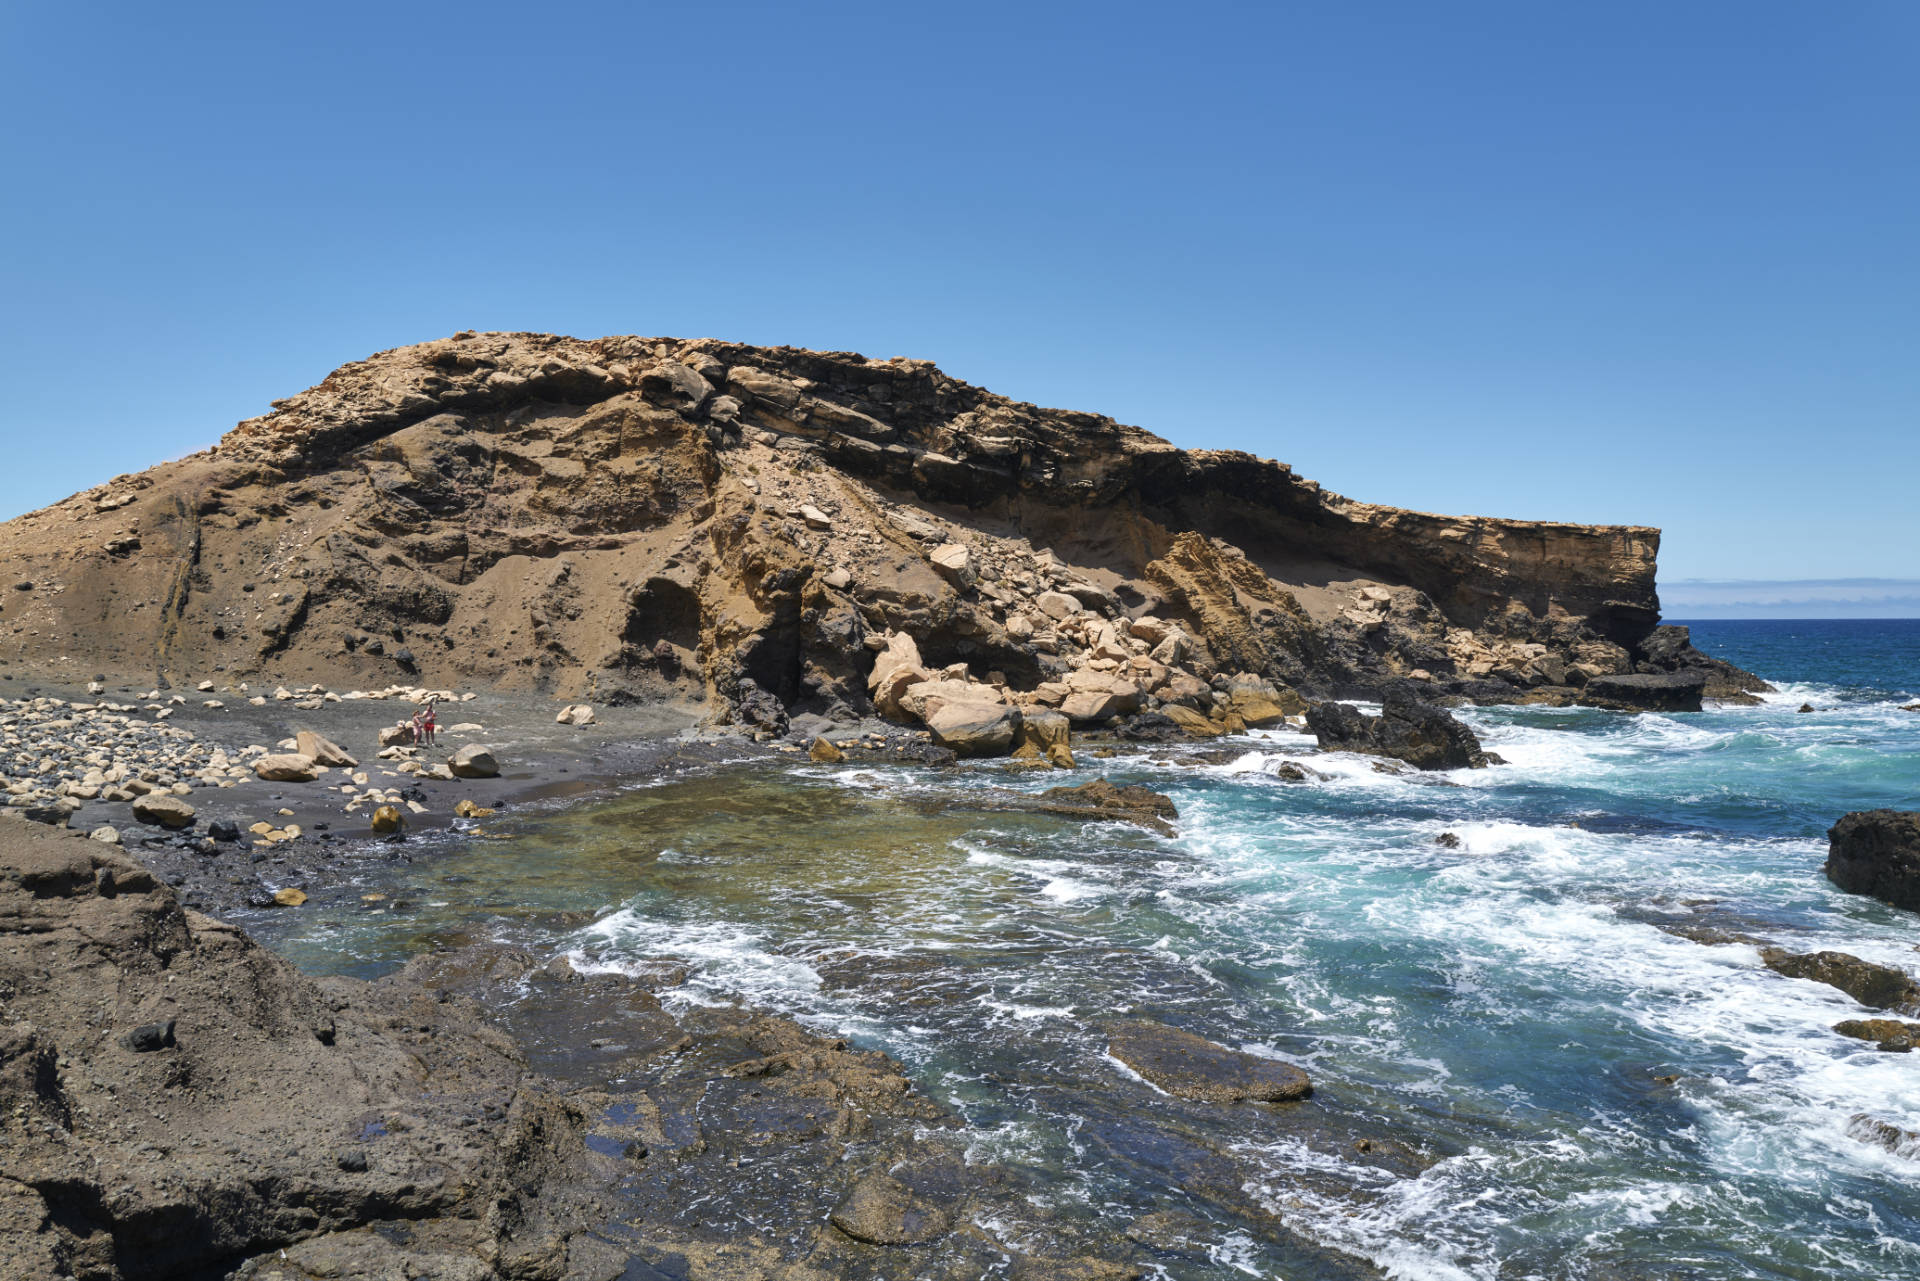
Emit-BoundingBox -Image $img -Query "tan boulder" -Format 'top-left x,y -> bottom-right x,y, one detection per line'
1034,590 -> 1081,620
900,679 -> 1002,726
271,888 -> 308,908
370,805 -> 405,835
1128,617 -> 1171,645
294,730 -> 357,768
131,794 -> 196,828
555,703 -> 596,726
1013,708 -> 1074,769
1061,691 -> 1126,725
809,736 -> 845,764
925,700 -> 1021,758
1161,704 -> 1222,737
254,754 -> 319,783
928,543 -> 976,589
378,724 -> 415,748
449,745 -> 500,779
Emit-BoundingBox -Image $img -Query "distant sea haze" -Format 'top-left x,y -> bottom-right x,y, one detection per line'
1658,578 -> 1920,619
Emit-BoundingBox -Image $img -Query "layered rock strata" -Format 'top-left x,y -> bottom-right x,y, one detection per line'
0,331 -> 1764,737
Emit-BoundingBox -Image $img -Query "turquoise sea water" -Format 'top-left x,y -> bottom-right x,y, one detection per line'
262,621 -> 1920,1279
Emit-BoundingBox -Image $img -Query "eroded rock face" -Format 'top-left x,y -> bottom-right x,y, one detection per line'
1305,688 -> 1490,770
0,330 -> 1761,728
1106,1021 -> 1312,1104
1826,810 -> 1920,913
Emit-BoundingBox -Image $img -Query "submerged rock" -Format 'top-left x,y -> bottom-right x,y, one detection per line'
1825,809 -> 1920,913
1305,687 -> 1490,770
1106,1020 -> 1311,1104
1848,1113 -> 1920,1160
830,1173 -> 952,1245
1035,779 -> 1178,832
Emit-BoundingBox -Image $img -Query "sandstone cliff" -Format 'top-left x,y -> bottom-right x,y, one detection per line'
0,332 -> 1761,725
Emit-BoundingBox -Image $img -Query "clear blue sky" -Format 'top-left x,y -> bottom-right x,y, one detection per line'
2,2 -> 1914,586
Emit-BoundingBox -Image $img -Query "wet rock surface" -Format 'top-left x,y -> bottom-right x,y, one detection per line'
1577,671 -> 1709,713
1825,809 -> 1920,913
1305,687 -> 1491,770
0,818 -> 1164,1281
1107,1021 -> 1312,1104
1760,947 -> 1920,1012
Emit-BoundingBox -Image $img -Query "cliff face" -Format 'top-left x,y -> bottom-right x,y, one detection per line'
0,331 -> 1751,719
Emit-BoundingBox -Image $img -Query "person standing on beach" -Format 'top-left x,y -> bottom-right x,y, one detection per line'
422,699 -> 437,747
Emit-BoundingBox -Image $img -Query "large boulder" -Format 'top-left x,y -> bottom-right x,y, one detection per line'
925,701 -> 1022,758
900,678 -> 1001,725
1577,671 -> 1707,713
1826,810 -> 1920,913
1159,704 -> 1222,738
295,730 -> 358,768
1011,707 -> 1074,768
253,753 -> 320,782
1305,688 -> 1490,770
449,745 -> 500,778
131,794 -> 196,829
1221,674 -> 1307,726
1106,1021 -> 1311,1103
867,632 -> 929,719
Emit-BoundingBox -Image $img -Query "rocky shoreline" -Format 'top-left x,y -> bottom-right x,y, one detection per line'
2,806 -> 1442,1281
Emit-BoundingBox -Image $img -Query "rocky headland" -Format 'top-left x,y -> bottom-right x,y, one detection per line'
0,331 -> 1764,750
0,332 -> 1798,1278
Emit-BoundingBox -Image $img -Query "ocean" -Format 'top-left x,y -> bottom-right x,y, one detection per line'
258,619 -> 1920,1279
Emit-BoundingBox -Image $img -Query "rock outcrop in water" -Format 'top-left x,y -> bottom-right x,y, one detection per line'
0,331 -> 1763,736
1825,809 -> 1920,913
1305,686 -> 1493,770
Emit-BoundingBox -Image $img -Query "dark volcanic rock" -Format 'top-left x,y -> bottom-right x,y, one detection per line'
1578,670 -> 1708,713
1761,947 -> 1920,1012
1826,809 -> 1920,913
0,816 -> 597,1280
1107,1020 -> 1311,1104
1305,687 -> 1489,770
1634,623 -> 1773,703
